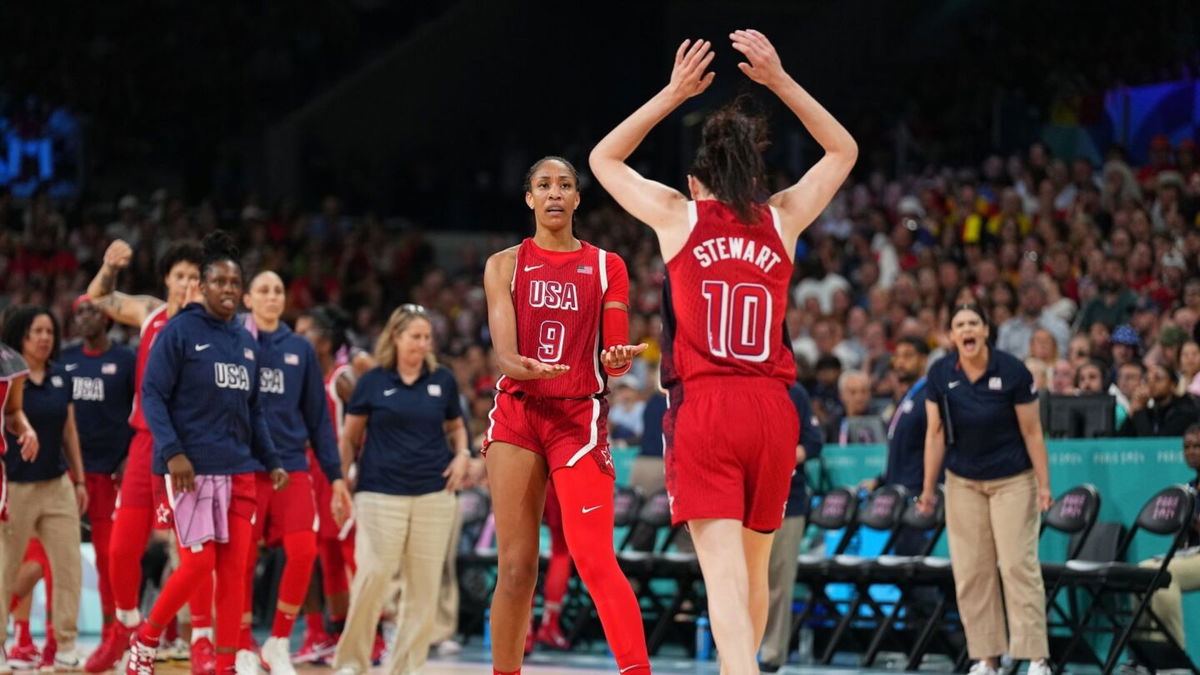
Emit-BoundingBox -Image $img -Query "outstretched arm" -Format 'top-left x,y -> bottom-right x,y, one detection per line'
88,239 -> 164,328
729,30 -> 857,246
590,39 -> 715,256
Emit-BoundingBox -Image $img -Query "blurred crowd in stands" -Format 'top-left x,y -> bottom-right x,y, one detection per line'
2,132 -> 1200,447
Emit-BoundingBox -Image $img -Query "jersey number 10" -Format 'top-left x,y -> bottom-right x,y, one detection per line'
701,281 -> 771,363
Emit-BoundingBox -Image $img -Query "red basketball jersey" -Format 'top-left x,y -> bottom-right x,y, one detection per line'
661,200 -> 795,388
498,239 -> 622,399
324,363 -> 351,442
129,304 -> 170,432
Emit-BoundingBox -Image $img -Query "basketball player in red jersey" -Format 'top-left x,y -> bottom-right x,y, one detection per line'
590,31 -> 857,675
482,156 -> 651,675
83,239 -> 218,675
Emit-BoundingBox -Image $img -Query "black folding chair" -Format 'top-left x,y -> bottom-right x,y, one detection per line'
788,487 -> 861,643
1036,484 -> 1103,673
1056,484 -> 1198,675
896,486 -> 974,672
859,485 -> 947,667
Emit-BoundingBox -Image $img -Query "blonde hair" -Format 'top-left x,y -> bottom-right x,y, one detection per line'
374,304 -> 437,372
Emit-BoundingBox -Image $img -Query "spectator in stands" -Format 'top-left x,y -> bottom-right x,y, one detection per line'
607,381 -> 645,448
1050,360 -> 1076,395
795,316 -> 859,370
1075,360 -> 1108,396
1027,328 -> 1059,364
1179,341 -> 1200,397
1121,363 -> 1199,437
1024,358 -> 1050,392
1156,324 -> 1188,374
1110,325 -> 1141,370
809,355 -> 843,428
829,370 -> 884,445
628,389 -> 667,498
1133,424 -> 1200,653
997,281 -> 1070,360
1077,257 -> 1138,330
1066,334 -> 1092,371
759,381 -> 823,673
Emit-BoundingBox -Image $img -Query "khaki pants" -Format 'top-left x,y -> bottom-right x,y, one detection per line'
759,514 -> 807,666
429,494 -> 464,645
333,490 -> 456,675
0,475 -> 82,652
1136,552 -> 1200,646
945,469 -> 1048,660
629,455 -> 665,497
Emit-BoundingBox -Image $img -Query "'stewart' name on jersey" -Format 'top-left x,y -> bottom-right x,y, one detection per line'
692,235 -> 784,274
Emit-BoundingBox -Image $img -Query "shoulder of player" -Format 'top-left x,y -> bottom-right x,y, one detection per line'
486,245 -> 519,267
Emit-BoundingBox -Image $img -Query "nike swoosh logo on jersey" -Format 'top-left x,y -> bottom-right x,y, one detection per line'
383,388 -> 397,396
581,505 -> 603,514
620,665 -> 647,673
64,364 -> 79,371
948,381 -> 960,389
523,264 -> 544,272
194,344 -> 212,352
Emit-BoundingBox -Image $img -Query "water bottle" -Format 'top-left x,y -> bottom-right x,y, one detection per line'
695,614 -> 713,660
483,609 -> 491,648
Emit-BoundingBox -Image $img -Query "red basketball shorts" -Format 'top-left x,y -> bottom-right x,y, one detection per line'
251,470 -> 319,545
663,377 -> 799,532
120,429 -> 173,529
483,392 -> 614,478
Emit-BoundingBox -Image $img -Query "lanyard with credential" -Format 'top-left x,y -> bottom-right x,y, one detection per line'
887,377 -> 927,441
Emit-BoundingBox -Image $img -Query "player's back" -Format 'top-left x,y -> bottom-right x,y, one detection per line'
130,304 -> 170,432
499,238 -> 610,399
660,200 -> 795,389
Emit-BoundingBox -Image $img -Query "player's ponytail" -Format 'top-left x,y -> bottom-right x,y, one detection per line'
689,95 -> 769,225
200,229 -> 241,278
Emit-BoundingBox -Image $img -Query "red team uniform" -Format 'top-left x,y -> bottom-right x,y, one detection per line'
310,363 -> 356,583
660,200 -> 799,531
120,305 -> 172,523
483,238 -> 627,473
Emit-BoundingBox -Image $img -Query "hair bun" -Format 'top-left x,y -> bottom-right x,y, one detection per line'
201,230 -> 239,260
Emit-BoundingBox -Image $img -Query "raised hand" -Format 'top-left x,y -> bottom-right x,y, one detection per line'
730,29 -> 786,88
600,343 -> 649,372
518,356 -> 571,380
665,39 -> 716,102
103,239 -> 134,270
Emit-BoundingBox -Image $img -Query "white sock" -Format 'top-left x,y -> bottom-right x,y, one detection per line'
116,608 -> 141,628
191,628 -> 213,644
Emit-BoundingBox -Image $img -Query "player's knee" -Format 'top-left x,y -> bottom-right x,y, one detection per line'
496,554 -> 540,593
285,533 -> 319,566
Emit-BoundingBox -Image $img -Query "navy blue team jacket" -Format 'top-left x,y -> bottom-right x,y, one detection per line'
249,321 -> 341,480
142,303 -> 281,476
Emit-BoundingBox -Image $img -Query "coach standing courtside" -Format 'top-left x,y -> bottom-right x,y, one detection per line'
918,304 -> 1053,675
